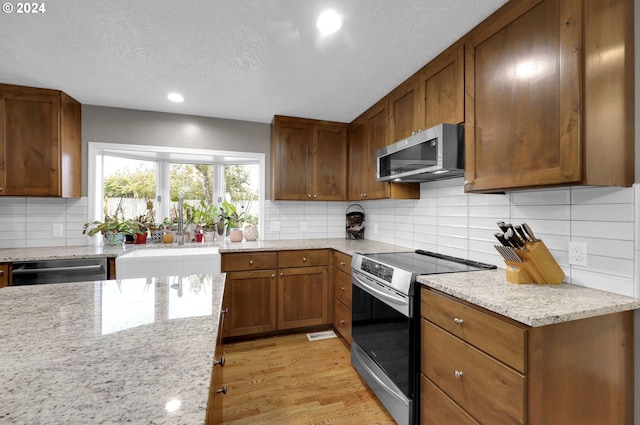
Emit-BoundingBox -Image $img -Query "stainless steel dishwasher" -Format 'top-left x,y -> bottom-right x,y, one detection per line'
11,257 -> 108,285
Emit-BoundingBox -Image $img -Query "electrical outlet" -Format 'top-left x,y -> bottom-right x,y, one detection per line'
569,241 -> 587,266
270,221 -> 281,232
300,221 -> 307,231
52,223 -> 64,237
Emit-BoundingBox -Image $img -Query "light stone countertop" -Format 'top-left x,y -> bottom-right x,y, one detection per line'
417,269 -> 640,327
0,238 -> 405,262
0,273 -> 226,425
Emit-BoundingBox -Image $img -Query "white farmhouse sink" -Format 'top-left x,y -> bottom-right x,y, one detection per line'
115,247 -> 221,279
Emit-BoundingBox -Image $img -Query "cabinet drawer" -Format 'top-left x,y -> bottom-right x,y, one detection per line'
221,252 -> 278,272
421,289 -> 527,372
333,298 -> 352,344
333,268 -> 352,307
333,251 -> 352,275
421,375 -> 480,425
278,249 -> 329,268
422,320 -> 525,425
0,263 -> 8,287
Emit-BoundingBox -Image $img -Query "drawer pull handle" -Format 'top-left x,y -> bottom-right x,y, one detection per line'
214,356 -> 225,367
453,317 -> 464,325
340,261 -> 346,266
215,386 -> 228,395
340,320 -> 345,324
340,286 -> 345,291
454,370 -> 464,379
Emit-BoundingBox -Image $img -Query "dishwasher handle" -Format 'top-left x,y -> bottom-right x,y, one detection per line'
12,264 -> 105,274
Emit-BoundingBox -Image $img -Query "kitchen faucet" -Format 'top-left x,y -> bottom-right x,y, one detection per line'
177,198 -> 184,245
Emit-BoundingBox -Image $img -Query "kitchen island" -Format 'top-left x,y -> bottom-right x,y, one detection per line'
0,273 -> 225,425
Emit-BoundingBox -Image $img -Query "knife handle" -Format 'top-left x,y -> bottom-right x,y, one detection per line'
494,232 -> 510,247
496,221 -> 509,233
522,223 -> 537,241
514,225 -> 530,242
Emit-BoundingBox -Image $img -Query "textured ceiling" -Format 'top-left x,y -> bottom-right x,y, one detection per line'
0,0 -> 508,123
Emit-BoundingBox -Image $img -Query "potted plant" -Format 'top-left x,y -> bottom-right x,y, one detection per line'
192,200 -> 220,242
82,199 -> 133,246
221,199 -> 247,242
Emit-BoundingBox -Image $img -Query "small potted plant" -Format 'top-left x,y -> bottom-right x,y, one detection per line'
82,199 -> 131,246
221,199 -> 246,242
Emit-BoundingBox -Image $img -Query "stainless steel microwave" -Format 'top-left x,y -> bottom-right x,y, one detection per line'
376,123 -> 464,182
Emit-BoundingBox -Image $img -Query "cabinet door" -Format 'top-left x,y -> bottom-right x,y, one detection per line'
271,117 -> 312,200
206,308 -> 227,425
347,115 -> 367,200
223,270 -> 277,337
0,90 -> 60,196
312,124 -> 347,200
421,43 -> 464,129
0,264 -> 8,288
389,75 -> 421,142
464,0 -> 582,192
277,266 -> 329,329
364,98 -> 391,200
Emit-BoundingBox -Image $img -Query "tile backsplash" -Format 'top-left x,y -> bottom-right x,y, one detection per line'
1,177 -> 637,297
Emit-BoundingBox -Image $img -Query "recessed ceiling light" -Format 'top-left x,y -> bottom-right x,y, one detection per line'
316,9 -> 342,36
167,93 -> 184,103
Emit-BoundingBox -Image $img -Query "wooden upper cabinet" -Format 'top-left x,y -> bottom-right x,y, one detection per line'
421,42 -> 465,129
389,75 -> 421,142
464,0 -> 633,192
0,83 -> 81,198
348,99 -> 419,201
271,115 -> 347,201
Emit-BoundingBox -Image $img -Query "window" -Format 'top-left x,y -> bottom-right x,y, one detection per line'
88,142 -> 265,242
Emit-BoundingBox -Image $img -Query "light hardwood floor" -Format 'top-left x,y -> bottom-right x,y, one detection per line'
221,332 -> 396,425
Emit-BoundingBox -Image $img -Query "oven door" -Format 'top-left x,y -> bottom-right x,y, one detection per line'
351,269 -> 416,425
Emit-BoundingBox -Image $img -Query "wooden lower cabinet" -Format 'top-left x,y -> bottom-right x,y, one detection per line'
278,265 -> 329,330
221,249 -> 331,338
421,288 -> 634,425
332,251 -> 352,344
0,263 -> 9,287
206,304 -> 227,424
223,270 -> 277,337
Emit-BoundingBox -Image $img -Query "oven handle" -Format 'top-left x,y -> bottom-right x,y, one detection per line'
352,273 -> 408,308
352,344 -> 410,407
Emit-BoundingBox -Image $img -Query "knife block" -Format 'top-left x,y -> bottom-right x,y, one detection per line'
504,240 -> 564,285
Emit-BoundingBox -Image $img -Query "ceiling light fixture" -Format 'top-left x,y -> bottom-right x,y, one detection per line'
316,9 -> 342,36
167,93 -> 184,103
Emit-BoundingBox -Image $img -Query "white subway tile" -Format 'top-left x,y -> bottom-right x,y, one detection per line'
571,186 -> 634,204
571,203 -> 633,222
510,188 -> 571,205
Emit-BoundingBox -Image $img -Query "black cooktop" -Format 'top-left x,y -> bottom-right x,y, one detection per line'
363,249 -> 496,275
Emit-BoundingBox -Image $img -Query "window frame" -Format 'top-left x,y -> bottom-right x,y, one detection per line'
88,142 -> 266,243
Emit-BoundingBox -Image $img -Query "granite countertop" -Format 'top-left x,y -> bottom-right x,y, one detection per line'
0,273 -> 226,425
418,269 -> 640,327
0,238 -> 406,262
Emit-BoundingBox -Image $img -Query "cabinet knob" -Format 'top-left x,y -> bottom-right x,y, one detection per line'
464,180 -> 473,187
249,260 -> 254,265
302,257 -> 307,262
214,356 -> 225,367
340,320 -> 345,325
340,286 -> 345,291
0,270 -> 3,276
454,370 -> 464,379
280,272 -> 284,277
271,273 -> 276,278
215,386 -> 228,395
340,261 -> 346,266
313,194 -> 317,198
363,193 -> 367,198
453,317 -> 464,325
0,187 -> 3,192
308,194 -> 312,198
221,308 -> 229,315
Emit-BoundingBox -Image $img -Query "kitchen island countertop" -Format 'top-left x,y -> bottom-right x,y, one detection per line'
418,269 -> 640,327
0,273 -> 225,425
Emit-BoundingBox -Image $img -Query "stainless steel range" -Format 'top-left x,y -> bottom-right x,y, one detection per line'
350,250 -> 495,425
